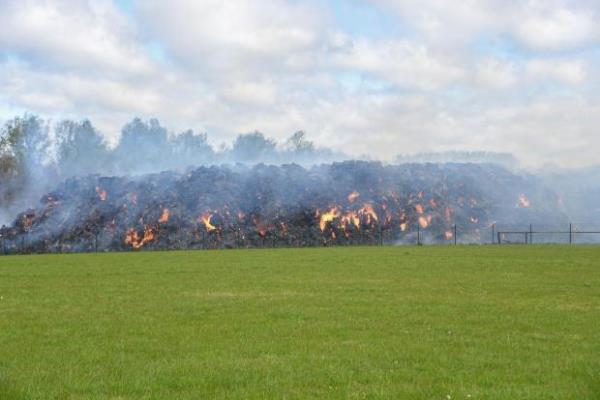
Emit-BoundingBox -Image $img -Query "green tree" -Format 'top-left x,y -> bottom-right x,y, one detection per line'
231,131 -> 276,163
285,131 -> 314,154
170,129 -> 214,167
55,119 -> 109,177
114,118 -> 170,174
0,115 -> 52,207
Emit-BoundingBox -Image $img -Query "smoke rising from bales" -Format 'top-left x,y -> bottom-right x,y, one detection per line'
0,115 -> 344,225
1,114 -> 599,234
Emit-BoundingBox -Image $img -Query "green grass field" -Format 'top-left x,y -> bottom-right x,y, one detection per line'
1,246 -> 599,399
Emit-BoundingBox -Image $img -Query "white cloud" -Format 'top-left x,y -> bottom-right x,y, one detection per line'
516,5 -> 599,51
371,0 -> 600,51
526,59 -> 587,85
134,0 -> 326,80
221,81 -> 278,108
0,0 -> 600,168
368,0 -> 502,48
475,58 -> 518,89
330,37 -> 465,90
0,0 -> 154,78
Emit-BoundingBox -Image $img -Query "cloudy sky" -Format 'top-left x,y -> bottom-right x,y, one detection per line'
1,0 -> 599,167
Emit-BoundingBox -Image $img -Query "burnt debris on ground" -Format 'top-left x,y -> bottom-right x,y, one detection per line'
0,161 -> 564,254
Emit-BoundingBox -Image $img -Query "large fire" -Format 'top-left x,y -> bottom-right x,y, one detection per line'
319,202 -> 381,234
3,161 -> 556,254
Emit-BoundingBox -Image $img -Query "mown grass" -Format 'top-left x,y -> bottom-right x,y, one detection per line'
0,245 -> 599,399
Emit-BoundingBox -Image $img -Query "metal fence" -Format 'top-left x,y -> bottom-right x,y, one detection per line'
2,221 -> 600,255
397,222 -> 600,245
493,223 -> 600,245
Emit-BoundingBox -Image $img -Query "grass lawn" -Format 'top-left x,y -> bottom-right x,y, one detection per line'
1,245 -> 599,399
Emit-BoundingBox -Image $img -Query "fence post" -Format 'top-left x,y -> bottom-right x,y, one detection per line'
569,223 -> 572,245
492,223 -> 495,244
417,224 -> 421,246
497,232 -> 501,244
530,224 -> 533,244
454,224 -> 457,245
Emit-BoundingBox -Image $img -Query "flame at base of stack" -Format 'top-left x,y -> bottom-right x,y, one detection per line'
125,226 -> 155,250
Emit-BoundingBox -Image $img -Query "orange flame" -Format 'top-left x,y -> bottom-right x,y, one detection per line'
348,191 -> 360,203
158,208 -> 170,223
358,203 -> 378,225
415,204 -> 424,214
125,226 -> 155,249
319,207 -> 340,231
341,211 -> 361,230
251,216 -> 269,237
444,230 -> 454,240
199,212 -> 216,231
418,216 -> 429,229
340,211 -> 360,231
400,222 -> 408,231
95,186 -> 107,201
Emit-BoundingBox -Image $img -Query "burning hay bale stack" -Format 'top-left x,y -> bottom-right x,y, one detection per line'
0,161 -> 565,254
